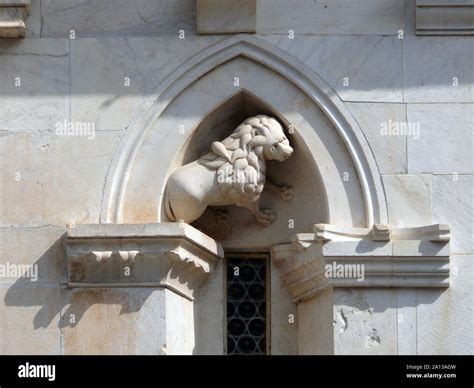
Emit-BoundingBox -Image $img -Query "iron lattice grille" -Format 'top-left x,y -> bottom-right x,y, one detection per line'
226,257 -> 266,355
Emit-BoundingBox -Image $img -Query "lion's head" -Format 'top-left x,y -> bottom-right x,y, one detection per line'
198,115 -> 293,204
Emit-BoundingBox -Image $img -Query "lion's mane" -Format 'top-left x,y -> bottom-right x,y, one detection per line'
197,115 -> 275,204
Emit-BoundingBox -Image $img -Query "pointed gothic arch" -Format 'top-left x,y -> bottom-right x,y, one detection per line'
100,34 -> 388,230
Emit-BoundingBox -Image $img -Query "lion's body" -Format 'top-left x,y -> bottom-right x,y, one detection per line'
165,161 -> 230,223
164,115 -> 293,225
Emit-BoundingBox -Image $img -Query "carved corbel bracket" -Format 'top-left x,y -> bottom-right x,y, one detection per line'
65,223 -> 224,300
0,0 -> 30,38
271,223 -> 451,304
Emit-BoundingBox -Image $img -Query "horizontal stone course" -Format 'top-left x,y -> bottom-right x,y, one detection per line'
40,0 -> 196,37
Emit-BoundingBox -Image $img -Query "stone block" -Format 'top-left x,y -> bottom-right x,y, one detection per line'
403,37 -> 474,102
298,288 -> 334,355
0,284 -> 61,354
70,37 -> 219,131
24,0 -> 40,37
346,103 -> 407,174
258,0 -> 404,35
382,174 -> 432,227
407,104 -> 474,174
0,131 -> 122,226
0,226 -> 65,284
263,35 -> 403,102
416,255 -> 474,354
195,262 -> 224,354
432,175 -> 474,254
0,38 -> 68,132
197,0 -> 256,34
397,289 -> 417,355
61,288 -> 167,355
333,288 -> 397,355
270,262 -> 297,355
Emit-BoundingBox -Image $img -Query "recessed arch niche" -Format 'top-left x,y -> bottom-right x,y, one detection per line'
100,35 -> 388,249
172,89 -> 329,248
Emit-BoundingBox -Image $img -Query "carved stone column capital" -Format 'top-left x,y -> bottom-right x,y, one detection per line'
66,223 -> 224,300
0,0 -> 30,38
272,223 -> 451,304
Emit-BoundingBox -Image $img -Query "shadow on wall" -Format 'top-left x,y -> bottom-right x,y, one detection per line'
3,234 -> 153,331
2,234 -> 446,324
354,240 -> 448,256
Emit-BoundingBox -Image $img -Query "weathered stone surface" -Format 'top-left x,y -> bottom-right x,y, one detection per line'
397,289 -> 417,355
346,103 -> 407,174
195,262 -> 224,355
70,37 -> 218,131
61,287 -> 196,355
118,52 -> 368,230
61,288 -> 167,355
403,37 -> 474,102
333,289 -> 397,355
0,131 -> 122,226
0,1 -> 31,5
432,175 -> 473,254
165,115 -> 293,226
263,35 -> 403,102
270,262 -> 297,355
65,223 -> 223,300
416,255 -> 474,354
298,288 -> 334,355
382,174 -> 432,227
0,284 -> 61,354
0,39 -> 68,132
197,0 -> 256,34
0,3 -> 29,38
40,0 -> 196,37
164,289 -> 195,355
258,0 -> 404,35
0,2 -> 472,357
407,104 -> 474,174
24,0 -> 41,37
0,227 -> 65,284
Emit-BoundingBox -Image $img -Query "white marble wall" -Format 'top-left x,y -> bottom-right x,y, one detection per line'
1,0 -> 472,355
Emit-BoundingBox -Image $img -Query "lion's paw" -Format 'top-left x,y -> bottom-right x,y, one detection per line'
280,186 -> 295,201
256,209 -> 276,226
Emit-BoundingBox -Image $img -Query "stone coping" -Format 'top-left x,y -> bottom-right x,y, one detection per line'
272,223 -> 451,303
0,0 -> 30,38
65,223 -> 224,300
66,223 -> 224,259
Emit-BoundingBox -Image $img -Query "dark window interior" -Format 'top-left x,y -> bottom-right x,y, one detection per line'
226,255 -> 268,355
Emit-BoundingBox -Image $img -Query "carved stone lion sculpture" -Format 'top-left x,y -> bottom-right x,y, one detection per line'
164,115 -> 294,225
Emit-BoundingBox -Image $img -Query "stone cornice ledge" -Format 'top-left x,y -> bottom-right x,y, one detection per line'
65,223 -> 224,300
271,224 -> 450,303
416,0 -> 474,35
0,0 -> 30,38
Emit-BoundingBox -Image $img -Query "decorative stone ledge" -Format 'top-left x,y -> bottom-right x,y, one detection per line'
0,0 -> 30,38
271,224 -> 450,303
416,0 -> 474,35
197,0 -> 256,34
65,223 -> 224,300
